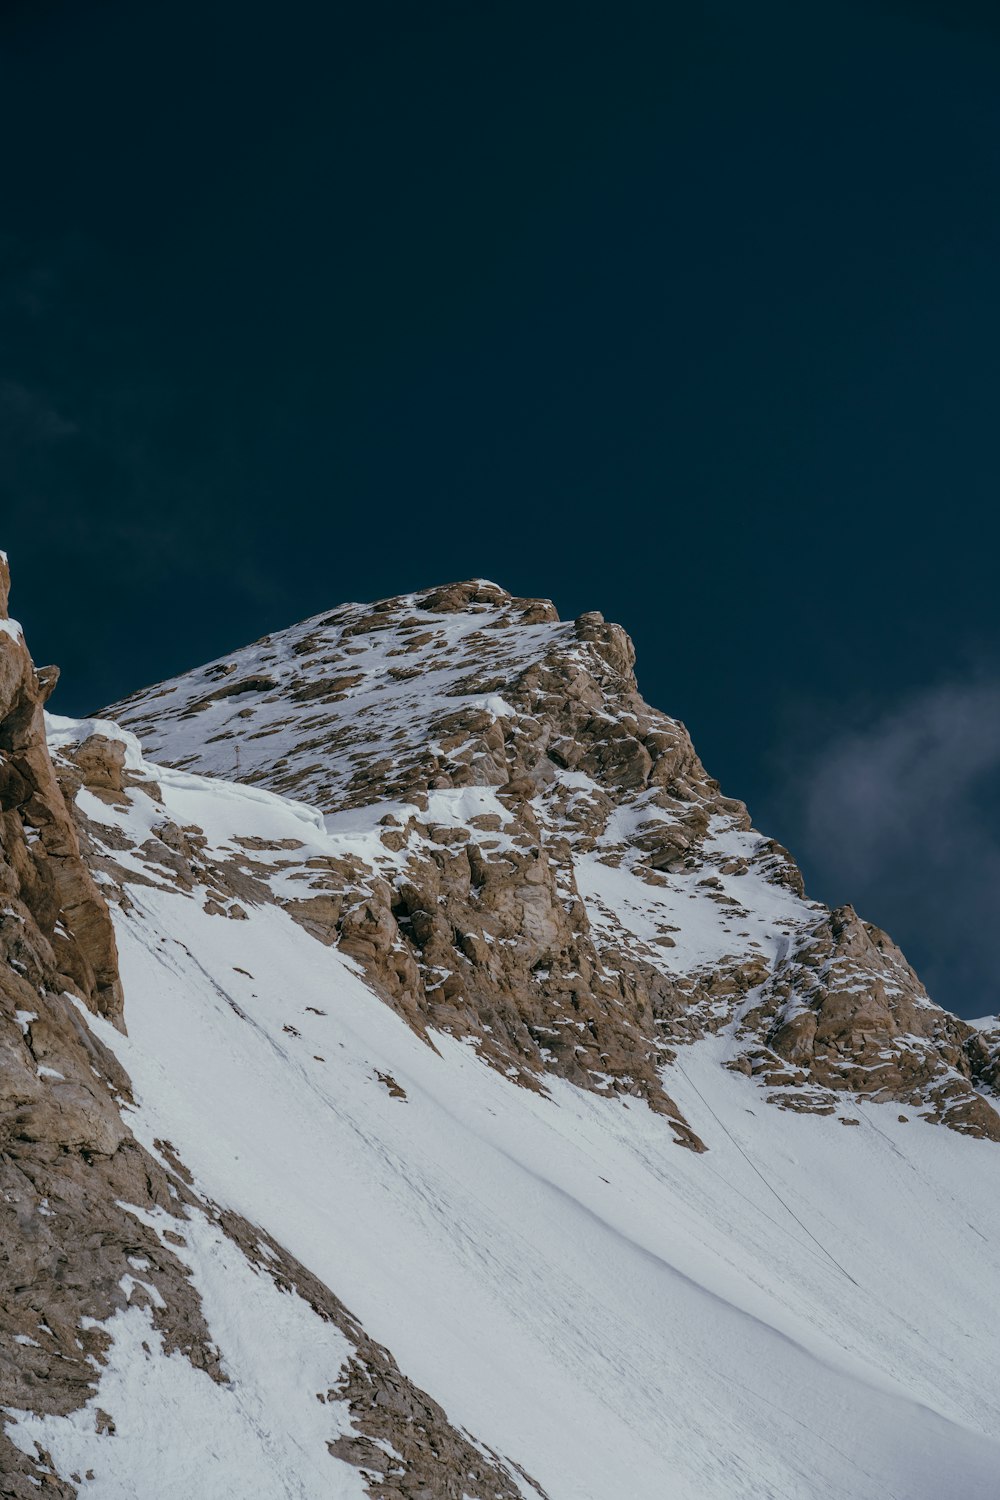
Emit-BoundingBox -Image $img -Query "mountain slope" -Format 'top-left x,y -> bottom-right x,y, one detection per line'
29,714 -> 1000,1500
106,578 -> 1000,1138
3,567 -> 1000,1499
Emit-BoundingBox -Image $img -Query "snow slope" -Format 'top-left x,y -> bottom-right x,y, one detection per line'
14,726 -> 1000,1500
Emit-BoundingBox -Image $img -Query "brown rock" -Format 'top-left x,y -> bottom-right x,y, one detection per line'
66,734 -> 127,794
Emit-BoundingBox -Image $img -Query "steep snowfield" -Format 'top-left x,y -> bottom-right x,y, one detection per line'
17,728 -> 1000,1500
7,1207 -> 368,1500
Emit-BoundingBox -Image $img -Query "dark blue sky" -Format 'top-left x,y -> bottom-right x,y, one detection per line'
2,1 -> 999,1015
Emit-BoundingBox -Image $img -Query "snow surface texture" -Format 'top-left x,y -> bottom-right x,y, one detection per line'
7,1207 -> 367,1500
13,718 -> 1000,1500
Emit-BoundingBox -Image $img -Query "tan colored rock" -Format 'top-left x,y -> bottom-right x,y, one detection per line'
0,588 -> 123,1028
102,577 -> 1000,1146
0,562 -> 230,1489
65,734 -> 127,794
729,906 -> 1000,1138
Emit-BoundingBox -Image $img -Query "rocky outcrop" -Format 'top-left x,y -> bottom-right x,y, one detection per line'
0,559 -> 223,1493
0,558 -> 123,1029
105,578 -> 1000,1143
723,905 -> 1000,1137
94,585 -> 708,1144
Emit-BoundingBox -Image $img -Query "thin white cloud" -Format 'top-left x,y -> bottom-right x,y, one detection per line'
790,676 -> 1000,1016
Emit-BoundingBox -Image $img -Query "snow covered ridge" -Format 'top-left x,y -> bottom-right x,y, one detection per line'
105,577 -> 1000,1141
6,562 -> 1000,1498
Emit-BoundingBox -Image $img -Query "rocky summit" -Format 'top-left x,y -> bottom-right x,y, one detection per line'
3,565 -> 1000,1499
105,577 -> 1000,1142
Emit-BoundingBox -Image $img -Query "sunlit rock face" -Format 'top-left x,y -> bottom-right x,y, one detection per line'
106,576 -> 1000,1140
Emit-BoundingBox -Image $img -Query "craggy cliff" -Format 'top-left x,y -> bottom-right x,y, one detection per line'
107,577 -> 1000,1141
0,554 -> 216,1495
3,565 -> 1000,1500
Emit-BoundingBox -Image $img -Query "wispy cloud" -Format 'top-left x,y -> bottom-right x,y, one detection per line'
788,676 -> 1000,1018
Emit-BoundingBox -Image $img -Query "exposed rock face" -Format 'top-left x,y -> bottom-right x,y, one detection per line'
0,559 -> 222,1493
93,582 -> 719,1145
105,578 -> 1000,1142
725,905 -> 1000,1136
0,558 -> 123,1030
1,563 -> 544,1499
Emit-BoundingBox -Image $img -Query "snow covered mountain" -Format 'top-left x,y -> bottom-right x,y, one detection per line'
4,563 -> 1000,1499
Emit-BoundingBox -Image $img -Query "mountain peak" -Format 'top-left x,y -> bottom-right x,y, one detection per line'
103,581 -> 620,810
100,581 -> 1000,1144
4,557 -> 1000,1497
